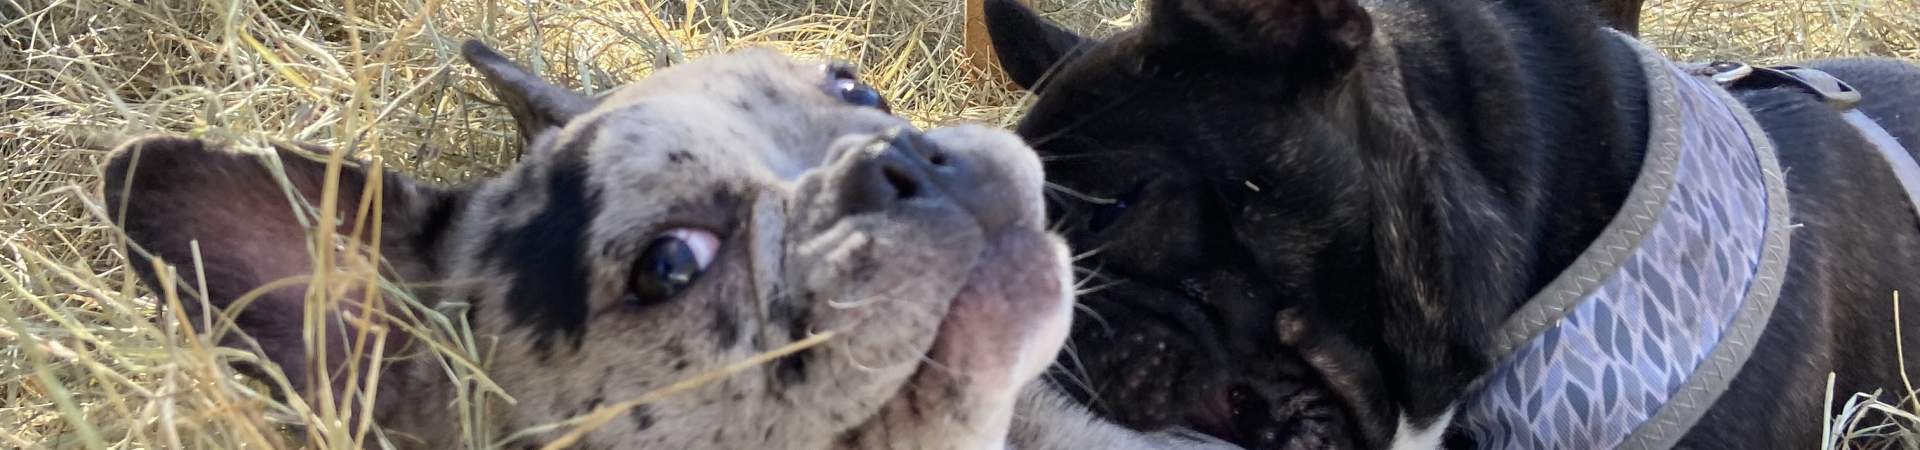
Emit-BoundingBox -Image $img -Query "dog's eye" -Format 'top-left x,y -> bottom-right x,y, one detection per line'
826,64 -> 890,112
1085,198 -> 1130,234
834,79 -> 887,110
1086,181 -> 1149,234
628,228 -> 720,306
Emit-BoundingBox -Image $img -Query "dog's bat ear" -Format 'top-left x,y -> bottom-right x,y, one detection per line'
983,0 -> 1090,91
1145,0 -> 1373,76
103,135 -> 462,413
463,40 -> 595,144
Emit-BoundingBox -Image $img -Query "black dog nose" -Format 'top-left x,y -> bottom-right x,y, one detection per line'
841,131 -> 945,214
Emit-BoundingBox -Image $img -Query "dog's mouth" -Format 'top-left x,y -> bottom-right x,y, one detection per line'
1059,285 -> 1360,450
1183,377 -> 1355,449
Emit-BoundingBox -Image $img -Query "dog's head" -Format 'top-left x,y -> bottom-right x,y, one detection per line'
987,0 -> 1543,448
105,42 -> 1072,448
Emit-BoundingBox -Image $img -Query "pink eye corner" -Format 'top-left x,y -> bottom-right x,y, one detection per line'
628,227 -> 722,305
665,228 -> 721,269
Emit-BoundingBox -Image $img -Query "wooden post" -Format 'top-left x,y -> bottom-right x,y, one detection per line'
965,0 -> 1034,77
1595,0 -> 1645,35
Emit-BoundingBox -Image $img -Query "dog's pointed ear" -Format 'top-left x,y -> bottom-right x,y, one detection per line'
463,40 -> 595,143
103,136 -> 464,408
1144,0 -> 1373,76
984,0 -> 1090,91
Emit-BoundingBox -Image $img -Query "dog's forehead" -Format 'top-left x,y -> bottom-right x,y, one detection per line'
606,47 -> 818,101
575,47 -> 904,178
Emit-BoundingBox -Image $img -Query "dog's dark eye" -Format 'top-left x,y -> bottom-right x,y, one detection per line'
628,228 -> 720,306
826,64 -> 889,112
1086,180 -> 1149,234
834,79 -> 887,110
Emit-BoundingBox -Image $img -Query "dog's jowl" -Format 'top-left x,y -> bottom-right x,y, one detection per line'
986,0 -> 1920,449
104,42 -> 1076,449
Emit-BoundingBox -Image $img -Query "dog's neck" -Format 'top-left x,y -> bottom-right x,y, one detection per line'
1364,0 -> 1652,311
1498,6 -> 1656,301
320,214 -> 479,448
1328,0 -> 1653,430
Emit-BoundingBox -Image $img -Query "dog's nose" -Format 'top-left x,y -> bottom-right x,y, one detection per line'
840,131 -> 941,214
836,127 -> 1041,233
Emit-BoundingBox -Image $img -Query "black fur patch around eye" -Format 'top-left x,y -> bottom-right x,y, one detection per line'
486,130 -> 601,351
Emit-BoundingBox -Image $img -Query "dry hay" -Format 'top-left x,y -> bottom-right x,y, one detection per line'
2,0 -> 1916,448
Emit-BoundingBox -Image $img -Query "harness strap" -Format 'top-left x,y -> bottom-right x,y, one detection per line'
1701,62 -> 1920,226
1703,62 -> 1861,108
1462,35 -> 1794,449
1842,111 -> 1920,224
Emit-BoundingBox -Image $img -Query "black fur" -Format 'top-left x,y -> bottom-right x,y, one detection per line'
770,290 -> 813,386
487,134 -> 600,351
414,189 -> 465,274
709,301 -> 741,348
987,0 -> 1920,448
982,0 -> 1089,91
630,404 -> 657,431
1677,61 -> 1920,447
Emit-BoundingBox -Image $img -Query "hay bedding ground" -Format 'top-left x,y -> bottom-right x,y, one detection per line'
1,0 -> 1915,448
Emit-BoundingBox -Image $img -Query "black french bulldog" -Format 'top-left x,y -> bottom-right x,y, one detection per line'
987,0 -> 1920,448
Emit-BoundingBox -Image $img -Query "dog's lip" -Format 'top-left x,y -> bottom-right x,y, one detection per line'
1186,381 -> 1296,449
1064,281 -> 1365,449
923,226 -> 1072,383
1185,382 -> 1242,442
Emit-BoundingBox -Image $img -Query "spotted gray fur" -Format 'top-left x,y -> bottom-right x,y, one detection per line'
102,42 -> 1213,449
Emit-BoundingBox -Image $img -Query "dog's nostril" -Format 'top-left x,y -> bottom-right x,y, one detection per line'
883,163 -> 920,199
888,130 -> 951,167
1229,384 -> 1257,418
840,139 -> 937,215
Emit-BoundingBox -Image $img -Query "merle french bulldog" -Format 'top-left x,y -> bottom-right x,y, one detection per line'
106,42 -> 1082,449
986,0 -> 1920,449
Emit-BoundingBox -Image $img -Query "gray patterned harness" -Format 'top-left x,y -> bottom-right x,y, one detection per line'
1454,35 -> 1795,450
1458,31 -> 1920,450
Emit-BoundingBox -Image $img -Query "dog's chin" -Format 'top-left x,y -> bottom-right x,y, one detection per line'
927,227 -> 1074,392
